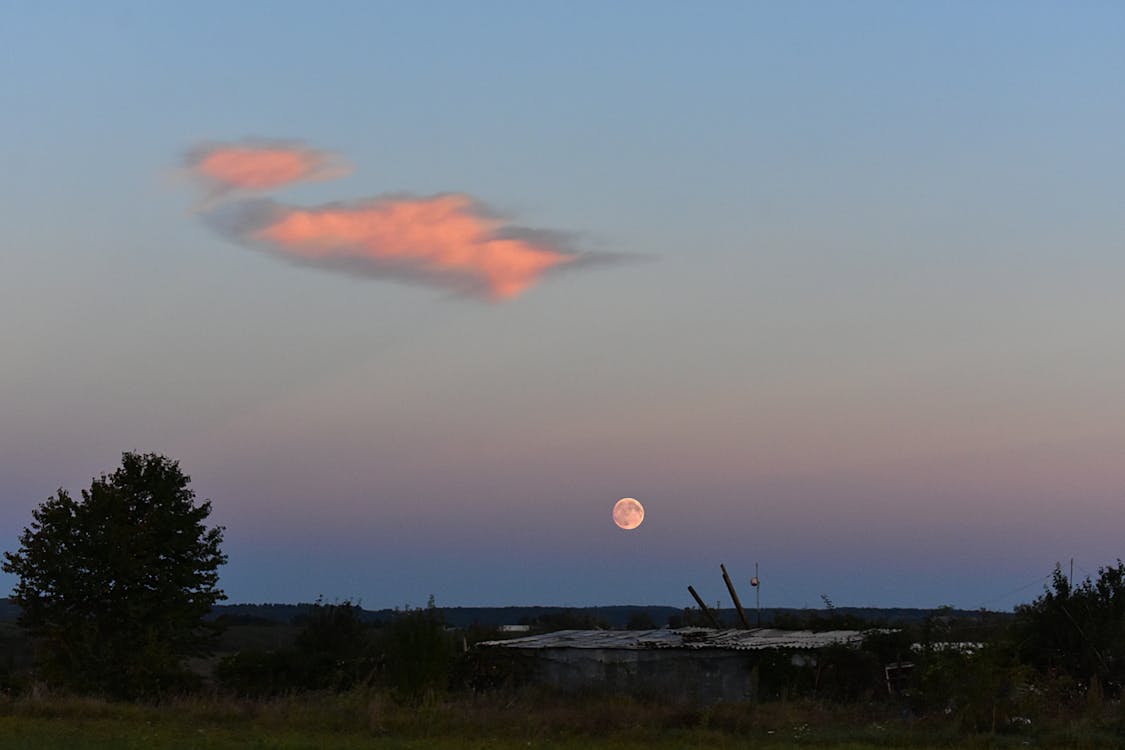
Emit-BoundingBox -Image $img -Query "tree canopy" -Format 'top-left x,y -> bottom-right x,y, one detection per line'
2,452 -> 227,697
1015,561 -> 1125,696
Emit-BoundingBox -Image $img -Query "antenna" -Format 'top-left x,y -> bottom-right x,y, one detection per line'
750,562 -> 761,627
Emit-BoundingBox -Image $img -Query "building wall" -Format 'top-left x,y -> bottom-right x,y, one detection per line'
529,648 -> 759,704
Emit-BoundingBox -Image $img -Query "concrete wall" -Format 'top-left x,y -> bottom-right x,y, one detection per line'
529,648 -> 759,704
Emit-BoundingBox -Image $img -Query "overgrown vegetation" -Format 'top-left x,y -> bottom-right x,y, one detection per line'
4,558 -> 1125,736
2,565 -> 1124,746
1,688 -> 1124,749
214,598 -> 455,704
3,455 -> 1125,745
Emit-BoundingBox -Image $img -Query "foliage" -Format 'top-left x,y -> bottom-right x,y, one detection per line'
215,600 -> 376,696
772,609 -> 879,632
520,608 -> 609,631
294,599 -> 377,691
625,610 -> 657,630
0,622 -> 34,695
294,600 -> 370,659
11,688 -> 1125,749
911,642 -> 1033,732
666,607 -> 713,629
216,598 -> 460,700
214,649 -> 316,697
1,453 -> 226,698
808,643 -> 883,702
380,601 -> 455,704
1014,561 -> 1125,698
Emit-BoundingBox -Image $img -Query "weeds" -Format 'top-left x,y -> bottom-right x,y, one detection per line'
1,688 -> 1123,749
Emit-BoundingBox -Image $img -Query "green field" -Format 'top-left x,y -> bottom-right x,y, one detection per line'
1,692 -> 1121,750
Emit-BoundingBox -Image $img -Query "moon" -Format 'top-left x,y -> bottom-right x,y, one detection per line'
612,497 -> 645,530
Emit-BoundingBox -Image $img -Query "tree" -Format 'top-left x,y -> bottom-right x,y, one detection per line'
2,452 -> 227,697
381,599 -> 455,704
216,600 -> 376,696
1015,561 -> 1125,699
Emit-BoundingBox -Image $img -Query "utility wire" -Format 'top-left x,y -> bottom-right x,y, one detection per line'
976,571 -> 1054,610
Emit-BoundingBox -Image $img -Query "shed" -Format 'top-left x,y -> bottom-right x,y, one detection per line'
478,627 -> 872,704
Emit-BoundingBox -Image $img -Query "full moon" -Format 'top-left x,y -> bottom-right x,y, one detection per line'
612,497 -> 645,530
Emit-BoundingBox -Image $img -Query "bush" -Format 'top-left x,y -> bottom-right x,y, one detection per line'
215,600 -> 376,696
380,603 -> 455,704
1015,562 -> 1125,698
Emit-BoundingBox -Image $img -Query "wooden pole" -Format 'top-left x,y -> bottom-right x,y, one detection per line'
687,585 -> 720,628
721,563 -> 751,629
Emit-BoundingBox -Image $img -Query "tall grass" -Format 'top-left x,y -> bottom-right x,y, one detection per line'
1,689 -> 1122,749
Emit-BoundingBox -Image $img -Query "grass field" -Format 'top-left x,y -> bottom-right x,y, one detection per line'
1,691 -> 1122,750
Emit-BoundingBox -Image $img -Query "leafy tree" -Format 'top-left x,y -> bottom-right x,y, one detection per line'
1015,561 -> 1125,698
216,600 -> 376,696
2,452 -> 226,697
294,599 -> 369,656
381,599 -> 455,704
293,599 -> 376,690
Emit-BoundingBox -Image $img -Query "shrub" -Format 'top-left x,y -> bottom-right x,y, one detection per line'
380,604 -> 455,704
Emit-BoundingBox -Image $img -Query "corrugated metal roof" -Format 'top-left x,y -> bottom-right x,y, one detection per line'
480,627 -> 874,651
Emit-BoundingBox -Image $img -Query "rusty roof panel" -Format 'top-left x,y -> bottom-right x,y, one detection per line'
479,627 -> 875,651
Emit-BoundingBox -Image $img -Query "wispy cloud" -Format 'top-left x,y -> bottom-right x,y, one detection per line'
186,139 -> 350,198
187,137 -> 614,300
206,195 -> 585,300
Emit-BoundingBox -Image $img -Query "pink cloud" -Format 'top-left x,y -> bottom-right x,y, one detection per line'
210,195 -> 582,300
186,139 -> 350,195
188,137 -> 619,300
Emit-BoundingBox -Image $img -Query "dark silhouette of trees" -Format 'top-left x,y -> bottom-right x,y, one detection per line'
381,599 -> 455,704
2,452 -> 226,697
520,608 -> 608,631
625,610 -> 657,630
1014,561 -> 1125,697
216,599 -> 377,696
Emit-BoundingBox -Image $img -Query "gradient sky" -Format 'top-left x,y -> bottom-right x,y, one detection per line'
3,2 -> 1124,612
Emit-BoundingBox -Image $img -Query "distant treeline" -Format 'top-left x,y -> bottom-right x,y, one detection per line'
6,600 -> 993,630
208,603 -> 1000,629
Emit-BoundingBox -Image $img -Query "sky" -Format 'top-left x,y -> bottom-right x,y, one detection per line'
3,2 -> 1125,612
